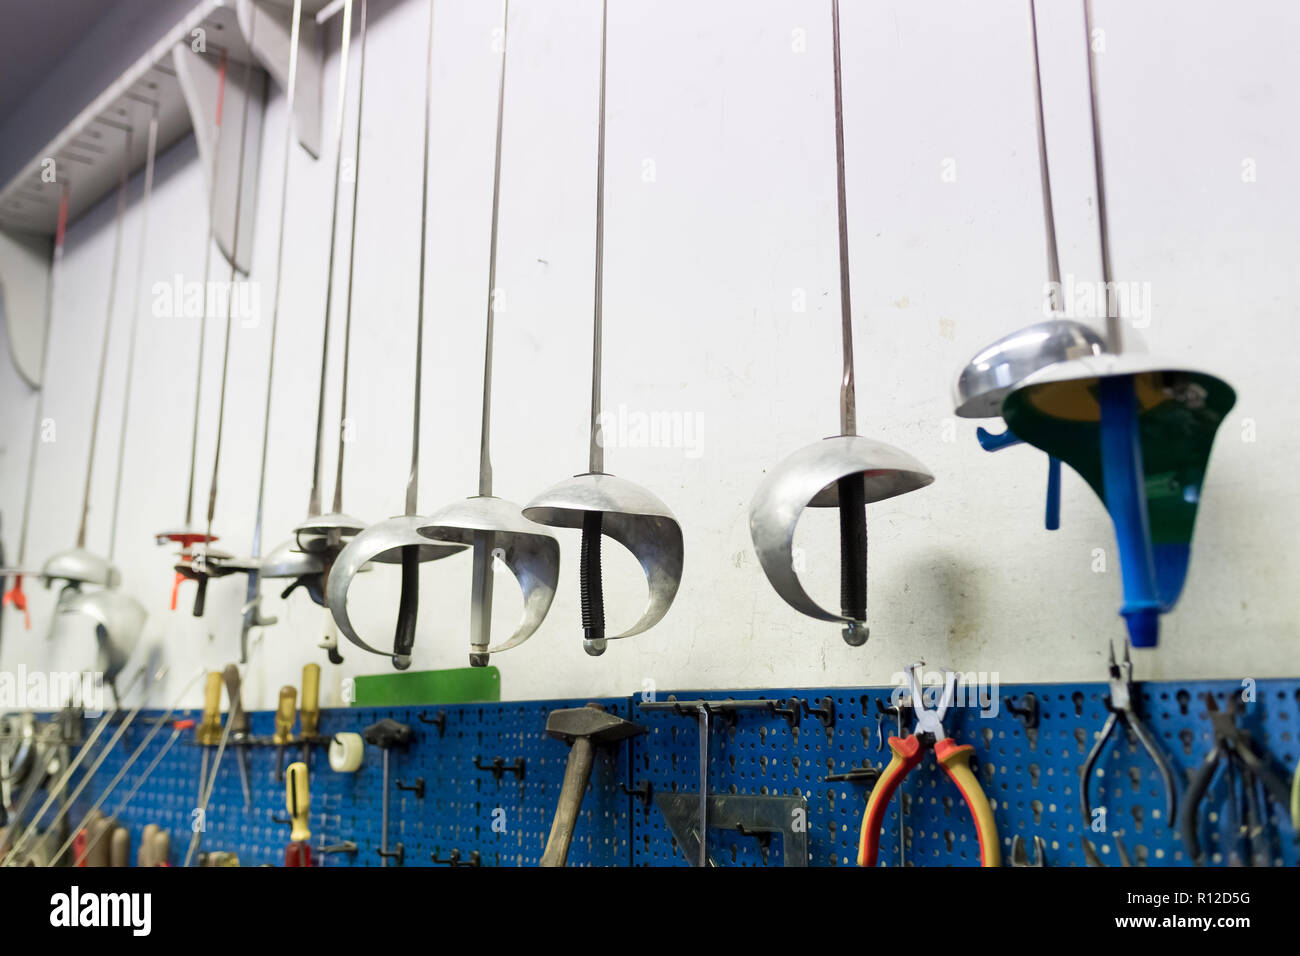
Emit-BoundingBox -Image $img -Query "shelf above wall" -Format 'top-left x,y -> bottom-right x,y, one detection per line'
0,0 -> 333,253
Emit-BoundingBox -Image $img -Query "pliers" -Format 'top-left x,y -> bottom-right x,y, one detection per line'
1181,693 -> 1292,866
1080,641 -> 1176,829
857,664 -> 1000,867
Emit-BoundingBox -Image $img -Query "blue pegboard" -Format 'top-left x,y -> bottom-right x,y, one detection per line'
26,678 -> 1300,866
55,697 -> 631,867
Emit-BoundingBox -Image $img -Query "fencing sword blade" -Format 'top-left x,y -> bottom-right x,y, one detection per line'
52,666 -> 204,864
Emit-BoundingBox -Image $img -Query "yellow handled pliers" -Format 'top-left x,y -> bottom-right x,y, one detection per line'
857,664 -> 1000,867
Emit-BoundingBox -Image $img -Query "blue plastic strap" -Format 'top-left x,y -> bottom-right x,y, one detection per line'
1098,375 -> 1161,647
1045,456 -> 1061,531
976,426 -> 1023,451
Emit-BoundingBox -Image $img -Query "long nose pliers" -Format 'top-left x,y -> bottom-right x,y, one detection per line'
1080,641 -> 1177,829
857,664 -> 1000,867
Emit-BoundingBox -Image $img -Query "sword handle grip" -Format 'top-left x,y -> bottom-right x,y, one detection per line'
837,473 -> 868,645
392,545 -> 418,670
580,511 -> 606,656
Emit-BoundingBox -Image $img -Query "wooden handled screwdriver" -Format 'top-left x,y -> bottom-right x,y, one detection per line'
272,685 -> 297,782
284,760 -> 311,867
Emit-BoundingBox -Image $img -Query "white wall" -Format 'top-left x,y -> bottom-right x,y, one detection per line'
2,0 -> 1297,711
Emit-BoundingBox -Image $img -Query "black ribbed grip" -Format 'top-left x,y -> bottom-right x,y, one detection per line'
838,474 -> 868,623
392,545 -> 419,669
580,511 -> 605,643
192,575 -> 208,618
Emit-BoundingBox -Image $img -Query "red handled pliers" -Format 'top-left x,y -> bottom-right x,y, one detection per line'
857,664 -> 1001,867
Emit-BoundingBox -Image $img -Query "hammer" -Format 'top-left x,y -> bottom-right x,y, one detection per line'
541,704 -> 643,867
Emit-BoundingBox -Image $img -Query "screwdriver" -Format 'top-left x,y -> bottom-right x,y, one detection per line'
272,685 -> 297,782
284,760 -> 311,867
300,663 -> 320,768
195,672 -> 223,804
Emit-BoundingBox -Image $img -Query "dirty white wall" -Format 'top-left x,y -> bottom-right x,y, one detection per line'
1,0 -> 1296,711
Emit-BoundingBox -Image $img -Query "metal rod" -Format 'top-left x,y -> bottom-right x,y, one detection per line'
108,104 -> 159,561
477,0 -> 510,499
586,0 -> 608,474
184,49 -> 229,528
2,667 -> 151,865
203,32 -> 262,548
12,184 -> 68,567
830,0 -> 857,437
248,0 -> 301,567
307,0 -> 355,518
75,126 -> 132,549
331,0 -> 370,517
1081,0 -> 1120,351
697,704 -> 708,867
184,667 -> 241,867
88,723 -> 186,854
36,669 -> 168,841
1027,0 -> 1063,313
52,667 -> 204,865
406,0 -> 436,515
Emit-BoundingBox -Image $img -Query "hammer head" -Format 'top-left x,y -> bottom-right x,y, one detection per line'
546,703 -> 644,746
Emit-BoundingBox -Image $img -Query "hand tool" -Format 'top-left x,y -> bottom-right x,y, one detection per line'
109,824 -> 130,867
952,1 -> 1107,533
299,662 -> 320,767
195,671 -> 223,808
0,718 -> 70,860
181,27 -> 265,620
334,0 -> 527,672
273,684 -> 298,782
1080,641 -> 1176,830
0,670 -> 143,865
138,825 -> 172,867
1181,693 -> 1292,866
264,0 -> 367,620
413,0 -> 559,669
74,813 -> 111,867
215,0 -> 309,664
38,669 -> 165,838
1291,756 -> 1299,834
1000,0 -> 1234,649
540,703 -> 643,867
639,698 -> 785,867
4,666 -> 158,866
156,48 -> 230,592
857,664 -> 1000,867
655,794 -> 810,868
284,760 -> 311,867
79,722 -> 191,866
1083,832 -> 1132,867
748,0 -> 932,647
1,183 -> 69,636
53,666 -> 204,864
1010,834 -> 1047,867
523,0 -> 683,657
362,718 -> 411,867
222,664 -> 253,808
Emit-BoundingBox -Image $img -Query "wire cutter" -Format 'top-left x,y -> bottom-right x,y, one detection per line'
857,664 -> 1000,867
1181,693 -> 1292,866
1080,641 -> 1176,829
